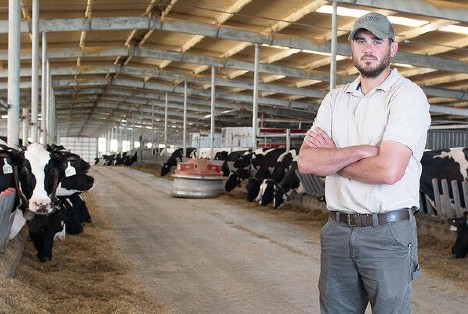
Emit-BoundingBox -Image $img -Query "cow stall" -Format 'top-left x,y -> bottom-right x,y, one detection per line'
420,179 -> 468,220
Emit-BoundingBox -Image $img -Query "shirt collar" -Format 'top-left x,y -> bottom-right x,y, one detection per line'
345,68 -> 400,94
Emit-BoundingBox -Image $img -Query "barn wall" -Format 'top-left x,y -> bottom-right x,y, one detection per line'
59,137 -> 98,163
426,130 -> 468,150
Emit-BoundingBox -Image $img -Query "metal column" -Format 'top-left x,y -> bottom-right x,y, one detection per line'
329,1 -> 338,90
30,0 -> 40,143
164,93 -> 168,148
183,81 -> 188,158
210,66 -> 215,160
251,44 -> 259,150
41,32 -> 48,145
7,0 -> 21,148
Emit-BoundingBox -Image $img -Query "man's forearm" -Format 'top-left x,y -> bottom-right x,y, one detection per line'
338,141 -> 412,185
297,144 -> 378,176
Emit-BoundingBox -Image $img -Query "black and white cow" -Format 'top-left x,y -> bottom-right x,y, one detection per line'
257,149 -> 297,206
245,148 -> 286,202
447,211 -> 468,258
28,205 -> 65,262
59,193 -> 92,236
420,147 -> 467,214
224,148 -> 274,192
273,161 -> 307,209
4,143 -> 95,261
214,150 -> 250,177
160,147 -> 197,176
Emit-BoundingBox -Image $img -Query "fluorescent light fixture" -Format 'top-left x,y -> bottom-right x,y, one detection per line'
302,49 -> 347,60
392,62 -> 413,68
439,24 -> 468,35
317,5 -> 428,27
316,5 -> 368,18
262,44 -> 288,49
388,16 -> 427,28
1,115 -> 7,119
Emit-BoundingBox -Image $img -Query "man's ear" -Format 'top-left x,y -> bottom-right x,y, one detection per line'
390,41 -> 398,57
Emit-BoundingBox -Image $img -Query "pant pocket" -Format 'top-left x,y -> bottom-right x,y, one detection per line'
411,263 -> 421,281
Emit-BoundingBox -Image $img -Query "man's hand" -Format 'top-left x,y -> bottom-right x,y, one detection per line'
303,127 -> 336,149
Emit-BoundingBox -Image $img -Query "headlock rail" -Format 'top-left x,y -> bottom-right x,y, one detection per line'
420,179 -> 468,220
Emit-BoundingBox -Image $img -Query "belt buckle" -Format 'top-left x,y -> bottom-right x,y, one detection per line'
347,214 -> 358,227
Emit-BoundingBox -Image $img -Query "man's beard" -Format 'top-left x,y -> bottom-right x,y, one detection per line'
354,53 -> 391,78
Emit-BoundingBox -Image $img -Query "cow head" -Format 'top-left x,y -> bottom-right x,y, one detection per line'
273,184 -> 288,209
258,179 -> 275,206
246,177 -> 262,202
161,149 -> 183,176
18,143 -> 94,214
225,172 -> 240,192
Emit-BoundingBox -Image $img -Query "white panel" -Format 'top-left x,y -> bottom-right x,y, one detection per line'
58,137 -> 98,163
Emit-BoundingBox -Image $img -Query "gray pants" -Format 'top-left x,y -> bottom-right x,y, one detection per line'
319,211 -> 421,314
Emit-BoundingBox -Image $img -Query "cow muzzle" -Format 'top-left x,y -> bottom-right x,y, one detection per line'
29,198 -> 54,214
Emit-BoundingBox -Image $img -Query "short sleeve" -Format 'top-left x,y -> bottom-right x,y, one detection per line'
383,83 -> 431,158
310,91 -> 334,136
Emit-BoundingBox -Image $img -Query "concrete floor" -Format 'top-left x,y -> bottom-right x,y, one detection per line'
86,166 -> 467,314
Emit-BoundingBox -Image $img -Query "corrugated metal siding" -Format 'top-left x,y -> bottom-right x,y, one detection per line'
426,130 -> 468,150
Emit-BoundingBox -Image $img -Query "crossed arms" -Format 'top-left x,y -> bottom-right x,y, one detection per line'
296,127 -> 412,185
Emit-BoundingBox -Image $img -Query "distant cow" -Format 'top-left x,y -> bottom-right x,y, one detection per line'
160,147 -> 196,176
420,147 -> 467,214
191,147 -> 248,159
224,148 -> 273,193
214,150 -> 249,177
257,149 -> 296,206
245,148 -> 286,202
448,211 -> 468,258
273,161 -> 306,209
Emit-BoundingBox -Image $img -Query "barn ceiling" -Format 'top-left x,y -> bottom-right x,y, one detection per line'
0,0 -> 467,144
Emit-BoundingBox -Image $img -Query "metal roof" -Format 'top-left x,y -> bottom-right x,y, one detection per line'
0,0 -> 467,143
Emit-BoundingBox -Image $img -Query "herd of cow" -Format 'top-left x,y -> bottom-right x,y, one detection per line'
97,151 -> 138,166
161,147 -> 308,209
0,141 -> 466,263
162,146 -> 468,258
0,141 -> 95,262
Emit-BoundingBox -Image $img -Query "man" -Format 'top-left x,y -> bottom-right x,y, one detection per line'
297,12 -> 431,314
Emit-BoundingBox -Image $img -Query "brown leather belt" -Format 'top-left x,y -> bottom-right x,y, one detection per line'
329,208 -> 411,227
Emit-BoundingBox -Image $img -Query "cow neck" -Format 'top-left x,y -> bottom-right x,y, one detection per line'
49,167 -> 60,206
276,183 -> 290,197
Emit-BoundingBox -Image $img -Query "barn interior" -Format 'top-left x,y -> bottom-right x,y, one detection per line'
0,0 -> 466,151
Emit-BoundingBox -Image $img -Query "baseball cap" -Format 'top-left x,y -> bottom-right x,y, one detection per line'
348,12 -> 395,41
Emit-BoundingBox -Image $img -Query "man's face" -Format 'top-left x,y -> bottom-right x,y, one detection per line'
351,30 -> 397,78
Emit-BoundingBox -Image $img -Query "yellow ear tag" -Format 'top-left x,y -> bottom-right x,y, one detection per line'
2,158 -> 13,174
65,161 -> 76,177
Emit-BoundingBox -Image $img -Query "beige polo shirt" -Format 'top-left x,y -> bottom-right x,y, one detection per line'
311,69 -> 431,214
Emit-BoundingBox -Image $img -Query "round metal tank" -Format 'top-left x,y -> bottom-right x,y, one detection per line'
171,174 -> 224,198
170,159 -> 224,198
